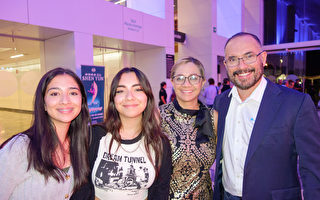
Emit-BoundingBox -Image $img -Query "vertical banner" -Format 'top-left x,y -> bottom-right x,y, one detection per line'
81,65 -> 105,124
166,54 -> 174,78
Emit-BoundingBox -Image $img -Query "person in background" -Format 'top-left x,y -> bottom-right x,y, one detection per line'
159,81 -> 167,106
217,82 -> 222,93
306,83 -> 320,109
204,78 -> 218,108
159,57 -> 216,199
170,89 -> 176,102
285,79 -> 294,89
71,67 -> 172,200
198,87 -> 206,105
220,78 -> 231,93
294,79 -> 303,92
213,32 -> 320,200
0,68 -> 91,200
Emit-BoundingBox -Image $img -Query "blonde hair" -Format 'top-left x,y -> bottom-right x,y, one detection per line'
170,57 -> 205,79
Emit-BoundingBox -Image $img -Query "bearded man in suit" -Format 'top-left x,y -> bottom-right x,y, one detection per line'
213,32 -> 320,200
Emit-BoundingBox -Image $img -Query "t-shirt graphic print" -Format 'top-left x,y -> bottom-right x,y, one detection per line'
94,154 -> 150,190
92,134 -> 156,199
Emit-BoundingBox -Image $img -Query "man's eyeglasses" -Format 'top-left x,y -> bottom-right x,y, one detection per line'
224,51 -> 264,67
172,74 -> 203,85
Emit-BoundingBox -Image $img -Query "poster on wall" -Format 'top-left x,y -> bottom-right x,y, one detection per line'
81,65 -> 105,124
166,54 -> 175,79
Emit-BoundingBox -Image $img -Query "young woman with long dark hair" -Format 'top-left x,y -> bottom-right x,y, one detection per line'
71,67 -> 172,200
0,68 -> 91,199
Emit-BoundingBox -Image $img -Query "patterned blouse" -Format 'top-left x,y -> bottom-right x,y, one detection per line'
159,100 -> 216,200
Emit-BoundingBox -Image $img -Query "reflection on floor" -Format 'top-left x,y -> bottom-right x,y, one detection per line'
0,111 -> 32,145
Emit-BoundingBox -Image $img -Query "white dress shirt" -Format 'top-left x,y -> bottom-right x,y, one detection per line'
222,77 -> 267,196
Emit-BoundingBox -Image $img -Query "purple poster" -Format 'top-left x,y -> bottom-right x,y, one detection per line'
81,65 -> 105,124
166,54 -> 174,79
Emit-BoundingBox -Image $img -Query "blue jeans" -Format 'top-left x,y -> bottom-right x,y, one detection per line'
224,191 -> 242,200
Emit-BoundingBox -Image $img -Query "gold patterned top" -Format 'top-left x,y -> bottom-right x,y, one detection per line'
159,100 -> 216,200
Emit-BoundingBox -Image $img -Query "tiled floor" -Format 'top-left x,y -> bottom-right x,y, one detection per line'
0,110 -> 32,145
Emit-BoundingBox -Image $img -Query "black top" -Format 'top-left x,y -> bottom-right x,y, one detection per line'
159,88 -> 167,106
70,125 -> 172,200
221,85 -> 231,93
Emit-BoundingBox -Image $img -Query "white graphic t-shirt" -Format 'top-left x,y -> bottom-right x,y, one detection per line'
92,133 -> 156,200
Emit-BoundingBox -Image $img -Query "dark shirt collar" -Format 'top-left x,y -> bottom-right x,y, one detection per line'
173,98 -> 199,116
173,99 -> 214,143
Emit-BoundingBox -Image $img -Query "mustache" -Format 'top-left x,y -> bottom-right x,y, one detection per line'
233,68 -> 255,76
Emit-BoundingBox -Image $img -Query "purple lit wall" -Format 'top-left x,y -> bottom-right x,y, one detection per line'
217,0 -> 241,38
276,0 -> 287,44
127,0 -> 165,19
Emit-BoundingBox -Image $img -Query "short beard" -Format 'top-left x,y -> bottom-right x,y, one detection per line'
228,65 -> 264,90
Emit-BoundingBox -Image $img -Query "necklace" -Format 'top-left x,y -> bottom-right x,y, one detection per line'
120,139 -> 142,153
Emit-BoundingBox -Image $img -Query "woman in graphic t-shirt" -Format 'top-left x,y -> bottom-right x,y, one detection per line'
71,67 -> 172,200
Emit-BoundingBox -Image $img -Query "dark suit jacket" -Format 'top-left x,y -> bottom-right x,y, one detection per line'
213,79 -> 320,200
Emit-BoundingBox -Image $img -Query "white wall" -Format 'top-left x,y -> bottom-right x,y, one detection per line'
212,0 -> 229,83
0,0 -> 173,51
44,32 -> 94,76
165,0 -> 175,55
127,0 -> 165,19
177,0 -> 231,83
242,0 -> 264,42
0,0 -> 174,111
214,0 -> 264,84
0,0 -> 28,23
177,0 -> 214,80
44,33 -> 77,72
217,0 -> 241,38
135,48 -> 166,104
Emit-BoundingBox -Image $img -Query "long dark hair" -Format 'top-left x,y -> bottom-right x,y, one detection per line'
1,68 -> 91,191
105,67 -> 164,176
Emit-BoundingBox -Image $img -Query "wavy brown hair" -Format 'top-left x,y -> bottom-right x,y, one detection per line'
104,67 -> 165,177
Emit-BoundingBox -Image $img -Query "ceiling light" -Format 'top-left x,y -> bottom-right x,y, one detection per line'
10,54 -> 24,59
115,0 -> 126,4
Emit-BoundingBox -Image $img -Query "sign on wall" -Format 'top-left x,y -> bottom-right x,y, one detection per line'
81,65 -> 105,124
174,30 -> 186,43
123,10 -> 143,42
